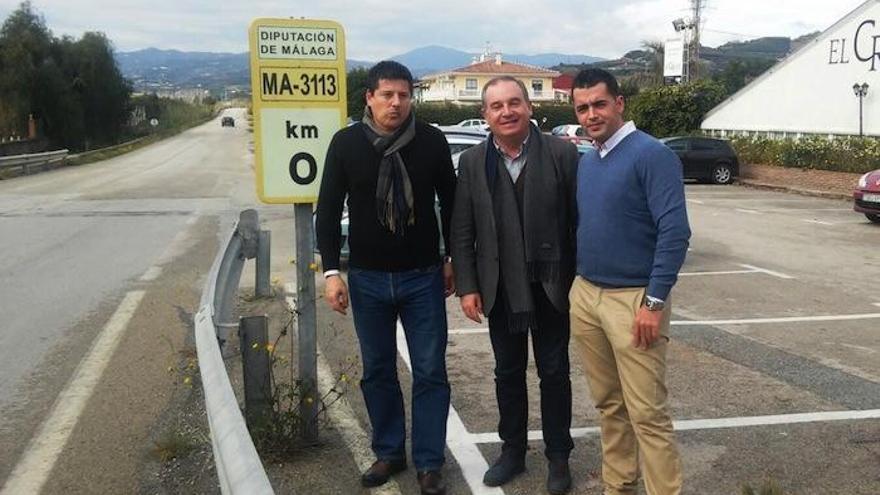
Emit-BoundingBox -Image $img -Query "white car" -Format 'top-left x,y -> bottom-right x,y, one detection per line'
456,119 -> 489,131
439,126 -> 488,173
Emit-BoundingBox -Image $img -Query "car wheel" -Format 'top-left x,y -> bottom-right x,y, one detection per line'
711,163 -> 733,185
866,213 -> 880,224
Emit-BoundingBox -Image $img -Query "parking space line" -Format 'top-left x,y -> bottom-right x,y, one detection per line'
735,208 -> 762,215
679,269 -> 759,277
737,263 -> 794,279
450,312 -> 880,335
801,219 -> 834,226
872,303 -> 880,308
466,409 -> 880,444
686,199 -> 705,204
673,312 -> 880,326
395,323 -> 502,495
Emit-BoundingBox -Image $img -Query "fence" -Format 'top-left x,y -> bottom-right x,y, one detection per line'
0,149 -> 68,175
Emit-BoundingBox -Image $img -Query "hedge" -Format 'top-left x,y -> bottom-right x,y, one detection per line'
729,136 -> 880,174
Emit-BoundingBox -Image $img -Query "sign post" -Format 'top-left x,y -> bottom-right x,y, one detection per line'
249,18 -> 347,443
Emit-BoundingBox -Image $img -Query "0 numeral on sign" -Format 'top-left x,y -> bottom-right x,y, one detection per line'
289,152 -> 318,185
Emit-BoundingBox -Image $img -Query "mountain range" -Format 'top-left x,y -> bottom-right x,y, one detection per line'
116,37 -> 807,95
115,45 -> 604,94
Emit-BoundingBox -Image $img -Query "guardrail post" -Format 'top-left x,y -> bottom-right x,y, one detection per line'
294,204 -> 318,443
239,315 -> 272,429
256,230 -> 271,297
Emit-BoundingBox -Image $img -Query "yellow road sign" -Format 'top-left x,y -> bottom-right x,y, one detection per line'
249,18 -> 347,204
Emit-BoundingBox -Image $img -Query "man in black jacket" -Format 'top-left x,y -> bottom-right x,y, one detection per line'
451,76 -> 578,494
315,61 -> 456,495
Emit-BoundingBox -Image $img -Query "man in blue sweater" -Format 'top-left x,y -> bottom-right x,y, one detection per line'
569,68 -> 690,495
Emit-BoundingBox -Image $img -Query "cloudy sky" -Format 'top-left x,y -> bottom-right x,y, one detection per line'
0,0 -> 868,60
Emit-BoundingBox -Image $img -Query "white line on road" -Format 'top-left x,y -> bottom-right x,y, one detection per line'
671,313 -> 880,326
679,269 -> 759,277
735,208 -> 762,215
801,219 -> 834,226
872,303 -> 880,308
395,323 -> 502,495
449,312 -> 880,335
285,285 -> 402,495
1,291 -> 146,495
466,409 -> 880,444
139,266 -> 163,282
686,199 -> 705,204
737,263 -> 794,279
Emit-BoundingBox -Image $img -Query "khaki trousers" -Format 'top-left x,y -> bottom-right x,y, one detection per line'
569,277 -> 682,495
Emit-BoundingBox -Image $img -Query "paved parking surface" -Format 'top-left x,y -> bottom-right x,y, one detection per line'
316,184 -> 880,494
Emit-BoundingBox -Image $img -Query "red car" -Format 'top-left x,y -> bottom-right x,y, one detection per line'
854,168 -> 880,223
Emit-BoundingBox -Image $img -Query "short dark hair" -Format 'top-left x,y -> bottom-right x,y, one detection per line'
481,76 -> 531,108
366,60 -> 414,94
571,68 -> 620,98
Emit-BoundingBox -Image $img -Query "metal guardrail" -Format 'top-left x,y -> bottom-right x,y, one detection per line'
0,149 -> 68,174
195,209 -> 274,495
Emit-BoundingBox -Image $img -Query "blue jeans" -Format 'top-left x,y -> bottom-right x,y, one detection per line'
348,264 -> 450,471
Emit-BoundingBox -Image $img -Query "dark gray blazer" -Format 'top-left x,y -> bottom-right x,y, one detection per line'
451,129 -> 579,316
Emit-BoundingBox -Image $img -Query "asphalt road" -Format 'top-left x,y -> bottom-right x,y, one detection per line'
0,108 -> 269,494
312,184 -> 880,495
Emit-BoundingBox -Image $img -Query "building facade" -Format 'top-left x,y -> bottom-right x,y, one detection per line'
702,0 -> 879,138
417,53 -> 560,105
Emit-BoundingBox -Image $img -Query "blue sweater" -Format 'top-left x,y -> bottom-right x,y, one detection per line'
576,130 -> 691,300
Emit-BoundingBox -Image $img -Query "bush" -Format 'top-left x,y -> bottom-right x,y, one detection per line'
730,135 -> 880,173
626,79 -> 727,138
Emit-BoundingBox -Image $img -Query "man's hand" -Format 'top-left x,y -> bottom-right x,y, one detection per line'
632,306 -> 663,350
324,275 -> 349,315
460,293 -> 483,323
443,261 -> 455,298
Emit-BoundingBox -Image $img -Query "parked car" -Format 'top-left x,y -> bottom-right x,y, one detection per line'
660,136 -> 739,184
438,125 -> 488,173
854,168 -> 880,223
550,124 -> 591,145
221,116 -> 235,127
456,118 -> 489,131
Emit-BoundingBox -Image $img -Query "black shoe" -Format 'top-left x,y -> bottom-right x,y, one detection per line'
360,459 -> 407,487
417,470 -> 446,495
546,458 -> 572,494
483,451 -> 526,487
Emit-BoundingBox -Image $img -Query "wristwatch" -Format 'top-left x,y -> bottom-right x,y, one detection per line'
643,295 -> 665,311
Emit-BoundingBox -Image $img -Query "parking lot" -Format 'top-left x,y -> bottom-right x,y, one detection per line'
313,184 -> 880,494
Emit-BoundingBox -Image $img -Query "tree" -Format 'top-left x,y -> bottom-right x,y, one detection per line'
640,40 -> 665,87
625,79 -> 727,137
346,67 -> 369,121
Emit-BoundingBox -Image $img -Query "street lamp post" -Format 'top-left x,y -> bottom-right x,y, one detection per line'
853,82 -> 869,137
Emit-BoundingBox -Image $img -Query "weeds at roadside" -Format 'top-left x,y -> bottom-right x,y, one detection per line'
152,428 -> 199,463
741,478 -> 787,495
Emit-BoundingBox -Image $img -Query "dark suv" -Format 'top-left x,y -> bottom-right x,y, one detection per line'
660,136 -> 739,184
221,116 -> 235,127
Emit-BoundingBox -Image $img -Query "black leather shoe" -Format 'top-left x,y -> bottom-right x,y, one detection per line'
417,470 -> 446,495
483,451 -> 526,487
360,459 -> 407,487
547,458 -> 572,494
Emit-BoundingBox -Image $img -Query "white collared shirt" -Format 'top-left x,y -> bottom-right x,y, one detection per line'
596,121 -> 636,158
493,134 -> 530,183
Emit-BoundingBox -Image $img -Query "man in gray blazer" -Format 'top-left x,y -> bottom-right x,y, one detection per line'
451,76 -> 579,494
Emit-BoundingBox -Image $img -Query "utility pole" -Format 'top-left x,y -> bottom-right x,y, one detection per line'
690,0 -> 705,80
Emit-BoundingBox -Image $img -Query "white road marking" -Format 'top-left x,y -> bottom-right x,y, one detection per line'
679,269 -> 759,277
735,208 -> 762,215
284,285 -> 401,493
1,291 -> 146,495
466,409 -> 880,444
138,266 -> 163,282
737,263 -> 794,279
450,312 -> 880,335
672,313 -> 880,326
395,323 -> 502,495
686,199 -> 705,204
801,219 -> 834,226
872,302 -> 880,308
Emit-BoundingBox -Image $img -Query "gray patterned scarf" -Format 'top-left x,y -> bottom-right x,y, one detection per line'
361,106 -> 417,235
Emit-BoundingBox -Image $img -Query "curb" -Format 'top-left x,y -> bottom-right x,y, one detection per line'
736,179 -> 853,201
